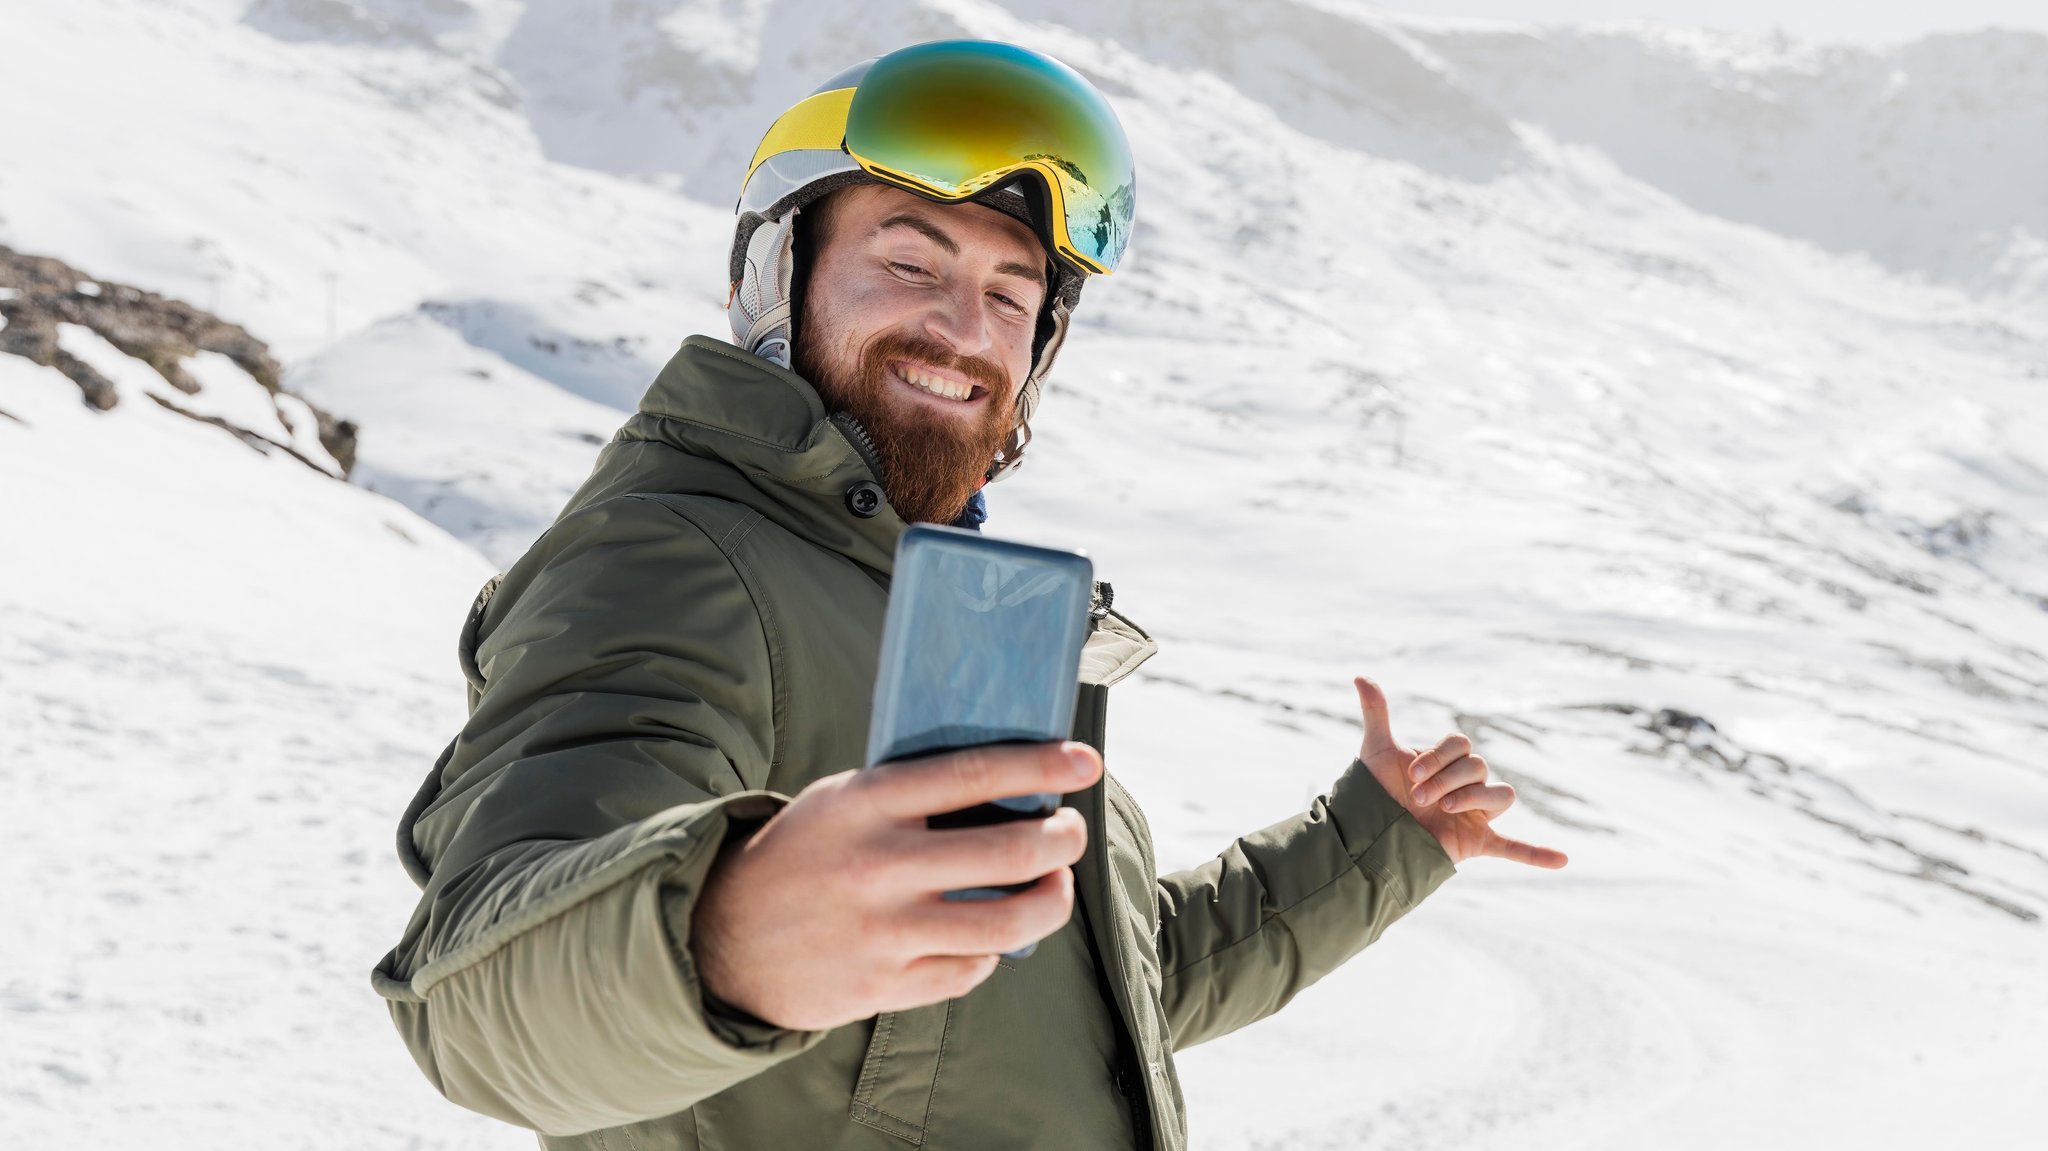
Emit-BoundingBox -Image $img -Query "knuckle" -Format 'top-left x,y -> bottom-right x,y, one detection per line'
840,844 -> 892,892
973,907 -> 1016,955
955,957 -> 999,997
874,912 -> 919,959
1053,817 -> 1088,862
949,746 -> 1001,797
840,844 -> 877,883
999,828 -> 1042,876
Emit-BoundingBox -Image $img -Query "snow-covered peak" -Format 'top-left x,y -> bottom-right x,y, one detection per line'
219,0 -> 2048,297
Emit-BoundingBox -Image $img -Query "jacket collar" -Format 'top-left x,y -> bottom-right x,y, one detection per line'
610,335 -> 905,577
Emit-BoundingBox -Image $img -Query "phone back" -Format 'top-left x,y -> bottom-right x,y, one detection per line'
865,524 -> 1095,769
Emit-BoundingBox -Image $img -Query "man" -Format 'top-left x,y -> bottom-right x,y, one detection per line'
373,39 -> 1567,1151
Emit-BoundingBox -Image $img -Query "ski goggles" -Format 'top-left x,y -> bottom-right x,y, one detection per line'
739,40 -> 1136,276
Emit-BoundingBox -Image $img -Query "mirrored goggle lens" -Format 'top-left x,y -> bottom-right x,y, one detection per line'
843,40 -> 1136,274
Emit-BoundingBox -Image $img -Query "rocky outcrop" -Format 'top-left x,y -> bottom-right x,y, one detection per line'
0,245 -> 357,476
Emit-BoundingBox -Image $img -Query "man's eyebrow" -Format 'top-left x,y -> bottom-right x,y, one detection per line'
877,212 -> 1048,289
876,213 -> 959,255
994,259 -> 1048,290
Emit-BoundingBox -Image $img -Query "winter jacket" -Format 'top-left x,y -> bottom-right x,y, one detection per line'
371,335 -> 1458,1149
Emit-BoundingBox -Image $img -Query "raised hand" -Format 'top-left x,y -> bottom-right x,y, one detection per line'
690,741 -> 1103,1031
1352,677 -> 1569,869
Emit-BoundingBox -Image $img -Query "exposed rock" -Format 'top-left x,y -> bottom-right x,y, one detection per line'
0,245 -> 357,476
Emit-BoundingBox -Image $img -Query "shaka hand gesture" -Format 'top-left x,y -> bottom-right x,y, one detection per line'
1352,676 -> 1569,869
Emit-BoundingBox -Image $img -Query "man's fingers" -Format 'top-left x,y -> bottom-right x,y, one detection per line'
1485,832 -> 1570,869
885,809 -> 1089,892
1411,754 -> 1487,807
900,866 -> 1077,958
864,742 -> 1102,820
1437,781 -> 1514,816
882,954 -> 1003,1011
1353,677 -> 1398,757
1408,734 -> 1475,783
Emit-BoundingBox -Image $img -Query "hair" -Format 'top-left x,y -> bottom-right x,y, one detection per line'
790,187 -> 859,357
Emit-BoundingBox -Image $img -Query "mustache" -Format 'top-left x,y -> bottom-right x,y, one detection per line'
861,332 -> 1009,397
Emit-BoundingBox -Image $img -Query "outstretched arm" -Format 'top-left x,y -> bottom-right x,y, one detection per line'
1155,677 -> 1566,1050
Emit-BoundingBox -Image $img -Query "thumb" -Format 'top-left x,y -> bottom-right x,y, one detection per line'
1352,676 -> 1398,758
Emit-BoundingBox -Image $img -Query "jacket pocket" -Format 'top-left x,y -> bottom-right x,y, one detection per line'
848,1001 -> 952,1144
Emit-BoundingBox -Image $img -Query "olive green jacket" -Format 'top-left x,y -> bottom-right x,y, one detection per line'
371,335 -> 1456,1149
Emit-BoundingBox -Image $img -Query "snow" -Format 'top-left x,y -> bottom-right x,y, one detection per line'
178,351 -> 297,444
0,353 -> 498,1148
3,1 -> 2045,1148
286,311 -> 629,566
52,323 -> 346,475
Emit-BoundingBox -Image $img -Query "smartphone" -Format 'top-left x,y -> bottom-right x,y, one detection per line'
866,524 -> 1094,950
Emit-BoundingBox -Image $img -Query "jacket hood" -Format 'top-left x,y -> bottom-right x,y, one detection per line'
557,334 -> 905,578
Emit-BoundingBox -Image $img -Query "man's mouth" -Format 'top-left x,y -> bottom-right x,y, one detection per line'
890,360 -> 989,403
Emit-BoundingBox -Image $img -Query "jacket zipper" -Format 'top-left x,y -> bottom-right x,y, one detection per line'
829,411 -> 888,487
1091,581 -> 1114,626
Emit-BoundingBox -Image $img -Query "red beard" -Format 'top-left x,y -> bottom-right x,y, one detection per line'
795,330 -> 1014,525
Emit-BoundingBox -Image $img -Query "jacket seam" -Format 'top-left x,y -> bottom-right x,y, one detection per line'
1158,817 -> 1417,985
716,508 -> 765,554
920,998 -> 957,1144
628,494 -> 782,787
722,544 -> 787,778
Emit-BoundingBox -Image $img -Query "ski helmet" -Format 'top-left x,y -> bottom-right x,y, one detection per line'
728,39 -> 1137,480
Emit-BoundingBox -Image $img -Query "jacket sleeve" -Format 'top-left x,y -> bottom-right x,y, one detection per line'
1154,758 -> 1457,1051
370,494 -> 825,1136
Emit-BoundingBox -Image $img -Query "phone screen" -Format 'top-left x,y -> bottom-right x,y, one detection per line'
865,524 -> 1095,771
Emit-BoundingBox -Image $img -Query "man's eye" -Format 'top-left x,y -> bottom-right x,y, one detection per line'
888,261 -> 930,278
990,291 -> 1028,316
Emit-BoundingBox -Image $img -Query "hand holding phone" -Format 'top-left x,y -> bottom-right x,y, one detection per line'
691,741 -> 1101,1031
866,525 -> 1095,952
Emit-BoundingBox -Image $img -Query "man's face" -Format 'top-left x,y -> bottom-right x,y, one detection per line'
792,184 -> 1049,525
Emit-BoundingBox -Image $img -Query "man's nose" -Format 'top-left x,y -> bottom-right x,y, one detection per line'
918,277 -> 992,358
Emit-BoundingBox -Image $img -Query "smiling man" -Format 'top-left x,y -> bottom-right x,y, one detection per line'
790,187 -> 1043,527
374,39 -> 1566,1151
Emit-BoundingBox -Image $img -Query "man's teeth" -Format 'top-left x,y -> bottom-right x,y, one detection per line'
899,366 -> 972,401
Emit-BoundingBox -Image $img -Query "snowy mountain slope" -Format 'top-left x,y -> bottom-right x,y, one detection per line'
1,245 -> 354,477
307,0 -> 2046,298
4,1 -> 2046,1148
285,309 -> 628,566
1408,21 -> 2048,299
0,348 -> 504,1148
0,0 -> 728,361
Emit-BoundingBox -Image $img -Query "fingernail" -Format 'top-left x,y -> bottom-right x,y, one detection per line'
1064,746 -> 1097,780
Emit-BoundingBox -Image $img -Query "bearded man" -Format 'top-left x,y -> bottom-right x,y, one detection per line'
374,39 -> 1566,1151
